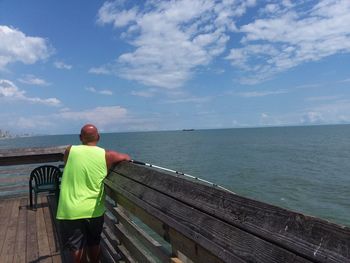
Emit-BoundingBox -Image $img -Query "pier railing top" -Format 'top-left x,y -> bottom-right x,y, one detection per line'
105,161 -> 350,263
0,146 -> 66,166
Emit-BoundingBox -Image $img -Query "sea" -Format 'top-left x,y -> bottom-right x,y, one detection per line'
1,124 -> 349,227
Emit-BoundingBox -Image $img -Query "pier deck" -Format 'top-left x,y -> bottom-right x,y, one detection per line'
0,195 -> 64,263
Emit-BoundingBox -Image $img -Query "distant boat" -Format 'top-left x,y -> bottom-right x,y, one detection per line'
182,129 -> 195,131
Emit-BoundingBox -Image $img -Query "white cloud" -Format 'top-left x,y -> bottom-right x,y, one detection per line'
86,87 -> 113,95
88,66 -> 110,75
5,104 -> 161,133
295,83 -> 322,89
0,79 -> 61,106
237,89 -> 288,97
99,90 -> 113,95
226,0 -> 350,84
18,74 -> 51,86
97,0 -> 256,89
305,95 -> 340,102
301,111 -> 325,124
131,89 -> 155,98
0,25 -> 52,70
339,78 -> 350,83
300,99 -> 350,124
97,1 -> 139,27
10,116 -> 55,130
54,61 -> 72,70
58,106 -> 128,127
0,79 -> 25,97
164,96 -> 211,104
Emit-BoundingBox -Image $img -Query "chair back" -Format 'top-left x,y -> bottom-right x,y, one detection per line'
30,165 -> 61,188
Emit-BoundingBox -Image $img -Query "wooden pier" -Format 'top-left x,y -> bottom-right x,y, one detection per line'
0,195 -> 64,262
1,146 -> 350,263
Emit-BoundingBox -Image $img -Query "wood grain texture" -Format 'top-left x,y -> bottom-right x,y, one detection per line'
109,162 -> 350,262
105,185 -> 232,263
42,195 -> 62,263
0,199 -> 12,254
0,198 -> 20,260
106,201 -> 171,262
102,228 -> 134,263
106,178 -> 293,263
171,257 -> 183,263
36,196 -> 52,263
0,146 -> 66,166
0,195 -> 65,263
100,230 -> 123,263
13,198 -> 27,263
106,213 -> 157,263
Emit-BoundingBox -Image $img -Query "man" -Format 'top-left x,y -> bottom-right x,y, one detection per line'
56,124 -> 130,263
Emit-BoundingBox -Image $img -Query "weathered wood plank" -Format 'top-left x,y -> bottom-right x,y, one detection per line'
105,174 -> 313,263
37,196 -> 52,263
0,184 -> 27,193
0,175 -> 30,184
104,214 -> 121,245
105,182 -> 242,263
105,212 -> 156,263
102,228 -> 135,263
2,254 -> 14,263
0,165 -> 34,176
111,162 -> 350,262
100,238 -> 118,263
0,195 -> 65,263
0,153 -> 64,166
170,227 -> 226,263
101,230 -> 120,262
0,199 -> 12,253
106,186 -> 236,263
106,201 -> 171,262
106,189 -> 168,241
47,195 -> 70,263
0,146 -> 65,166
106,186 -> 228,263
171,257 -> 183,263
43,195 -> 62,263
0,198 -> 20,259
0,146 -> 67,157
13,198 -> 28,263
27,202 -> 39,261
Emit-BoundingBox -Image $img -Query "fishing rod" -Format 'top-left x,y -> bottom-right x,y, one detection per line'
129,159 -> 235,194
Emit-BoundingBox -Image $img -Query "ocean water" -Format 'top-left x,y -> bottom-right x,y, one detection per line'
1,124 -> 349,226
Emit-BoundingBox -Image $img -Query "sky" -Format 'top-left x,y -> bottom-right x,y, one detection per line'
0,0 -> 350,135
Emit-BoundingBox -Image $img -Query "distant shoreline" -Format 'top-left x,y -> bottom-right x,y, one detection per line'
4,123 -> 350,137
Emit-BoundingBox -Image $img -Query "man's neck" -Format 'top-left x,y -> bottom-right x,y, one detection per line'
83,142 -> 98,146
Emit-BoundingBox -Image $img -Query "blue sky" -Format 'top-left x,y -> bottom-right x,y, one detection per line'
1,0 -> 350,134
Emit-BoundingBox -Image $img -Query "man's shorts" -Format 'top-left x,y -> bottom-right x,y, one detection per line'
60,215 -> 104,251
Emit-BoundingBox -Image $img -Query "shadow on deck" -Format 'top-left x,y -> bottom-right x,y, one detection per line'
0,194 -> 66,263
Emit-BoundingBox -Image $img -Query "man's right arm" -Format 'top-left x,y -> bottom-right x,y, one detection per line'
106,150 -> 131,170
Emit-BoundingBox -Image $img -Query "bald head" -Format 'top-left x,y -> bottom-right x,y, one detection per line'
80,124 -> 100,145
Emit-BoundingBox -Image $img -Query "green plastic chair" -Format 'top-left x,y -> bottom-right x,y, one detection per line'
29,165 -> 61,209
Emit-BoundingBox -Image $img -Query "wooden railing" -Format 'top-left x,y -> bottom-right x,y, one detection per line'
103,161 -> 350,263
0,146 -> 65,197
1,147 -> 350,262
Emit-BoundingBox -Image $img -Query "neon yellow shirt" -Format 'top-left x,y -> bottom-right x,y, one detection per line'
56,145 -> 107,219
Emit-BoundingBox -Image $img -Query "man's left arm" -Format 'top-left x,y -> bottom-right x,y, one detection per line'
106,150 -> 131,170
